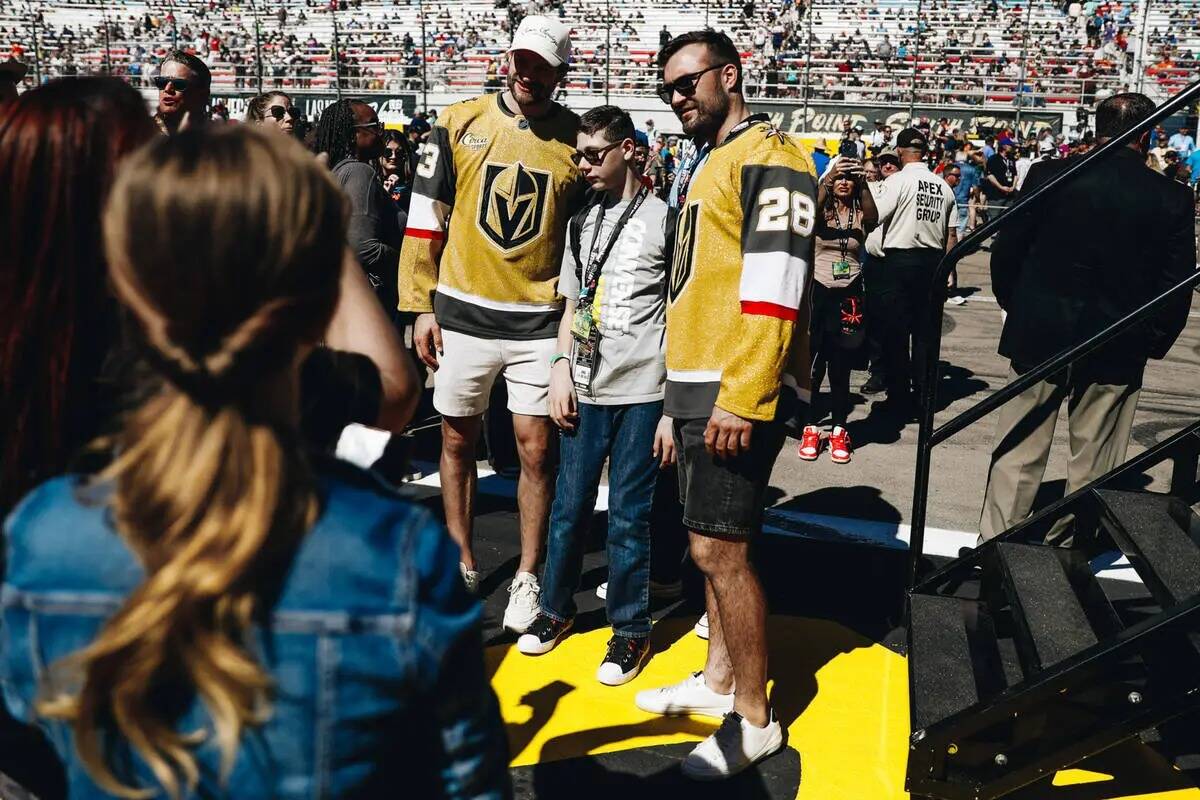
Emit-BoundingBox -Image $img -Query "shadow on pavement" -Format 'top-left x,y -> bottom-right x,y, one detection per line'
511,742 -> 801,800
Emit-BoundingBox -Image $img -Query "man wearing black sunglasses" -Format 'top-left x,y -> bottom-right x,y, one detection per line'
153,50 -> 210,136
635,29 -> 817,781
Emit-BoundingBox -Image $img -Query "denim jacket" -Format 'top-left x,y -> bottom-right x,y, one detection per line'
1,457 -> 511,799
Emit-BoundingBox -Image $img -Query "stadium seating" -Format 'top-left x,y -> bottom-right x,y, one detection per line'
1,0 -> 1196,107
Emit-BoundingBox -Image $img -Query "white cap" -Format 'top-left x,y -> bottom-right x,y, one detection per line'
509,15 -> 571,67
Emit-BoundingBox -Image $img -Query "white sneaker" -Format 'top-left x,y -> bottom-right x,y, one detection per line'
595,581 -> 608,600
694,612 -> 709,640
947,294 -> 967,305
459,562 -> 480,594
635,671 -> 734,719
596,635 -> 650,686
682,710 -> 785,780
503,572 -> 541,633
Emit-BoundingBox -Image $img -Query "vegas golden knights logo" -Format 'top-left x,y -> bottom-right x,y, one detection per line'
478,161 -> 550,252
668,202 -> 699,302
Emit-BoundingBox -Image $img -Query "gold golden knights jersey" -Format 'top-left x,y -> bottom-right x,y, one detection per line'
665,116 -> 817,422
398,94 -> 583,339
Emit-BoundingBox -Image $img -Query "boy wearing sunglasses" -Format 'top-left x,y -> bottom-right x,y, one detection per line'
153,50 -> 211,136
515,106 -> 671,687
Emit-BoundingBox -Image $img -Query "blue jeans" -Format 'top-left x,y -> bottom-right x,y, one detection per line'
540,401 -> 661,638
957,201 -> 969,235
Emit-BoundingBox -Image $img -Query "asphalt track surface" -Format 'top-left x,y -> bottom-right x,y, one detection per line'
390,247 -> 1200,799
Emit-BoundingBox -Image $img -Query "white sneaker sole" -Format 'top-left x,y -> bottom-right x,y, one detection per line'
635,694 -> 733,719
516,623 -> 571,655
597,650 -> 649,687
694,619 -> 709,640
682,730 -> 785,780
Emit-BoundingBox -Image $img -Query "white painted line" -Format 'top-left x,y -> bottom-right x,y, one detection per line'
410,461 -> 612,511
401,460 -> 1142,585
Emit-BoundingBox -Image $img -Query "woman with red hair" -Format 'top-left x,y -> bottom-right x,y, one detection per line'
0,77 -> 157,515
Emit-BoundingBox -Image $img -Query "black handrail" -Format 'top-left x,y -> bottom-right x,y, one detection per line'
907,78 -> 1200,589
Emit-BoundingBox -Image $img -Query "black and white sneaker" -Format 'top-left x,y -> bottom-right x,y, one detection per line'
597,635 -> 650,686
516,613 -> 573,655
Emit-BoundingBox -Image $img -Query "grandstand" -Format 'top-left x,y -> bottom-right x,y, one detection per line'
1,0 -> 1197,116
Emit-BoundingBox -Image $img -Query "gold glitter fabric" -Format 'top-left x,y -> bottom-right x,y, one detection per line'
398,94 -> 584,339
665,120 -> 818,421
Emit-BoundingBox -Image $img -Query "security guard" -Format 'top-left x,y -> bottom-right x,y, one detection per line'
870,128 -> 958,416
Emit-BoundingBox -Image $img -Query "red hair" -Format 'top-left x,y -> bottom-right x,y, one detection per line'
0,77 -> 156,511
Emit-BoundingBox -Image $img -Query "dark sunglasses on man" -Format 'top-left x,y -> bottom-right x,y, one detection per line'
266,105 -> 297,121
153,76 -> 191,92
570,140 -> 623,166
656,63 -> 730,104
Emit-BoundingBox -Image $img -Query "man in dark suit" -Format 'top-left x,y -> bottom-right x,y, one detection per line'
979,93 -> 1197,541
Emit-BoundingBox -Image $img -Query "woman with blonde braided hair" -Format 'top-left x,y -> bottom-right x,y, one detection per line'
0,126 -> 510,799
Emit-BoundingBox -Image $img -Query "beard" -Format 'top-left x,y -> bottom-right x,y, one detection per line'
507,69 -> 554,104
677,91 -> 729,140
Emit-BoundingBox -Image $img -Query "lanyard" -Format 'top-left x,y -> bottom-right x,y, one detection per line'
832,203 -> 857,262
579,183 -> 649,306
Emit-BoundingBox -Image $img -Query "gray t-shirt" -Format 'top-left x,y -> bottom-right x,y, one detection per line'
559,192 -> 669,405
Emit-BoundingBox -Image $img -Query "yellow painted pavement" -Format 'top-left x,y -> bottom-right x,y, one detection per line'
489,615 -> 1200,800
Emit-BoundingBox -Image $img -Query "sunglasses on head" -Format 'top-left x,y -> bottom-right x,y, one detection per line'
266,105 -> 297,120
656,63 -> 731,104
571,140 -> 623,167
353,120 -> 384,134
154,76 -> 190,92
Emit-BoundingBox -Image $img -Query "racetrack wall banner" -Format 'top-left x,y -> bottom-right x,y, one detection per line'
746,101 -> 1064,136
210,93 -> 417,122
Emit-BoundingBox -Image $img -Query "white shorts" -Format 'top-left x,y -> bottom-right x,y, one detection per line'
432,329 -> 556,418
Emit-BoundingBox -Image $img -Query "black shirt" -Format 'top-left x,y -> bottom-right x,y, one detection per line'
983,153 -> 1015,199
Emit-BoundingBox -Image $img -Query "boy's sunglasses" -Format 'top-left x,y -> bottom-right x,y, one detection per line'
571,140 -> 622,166
154,76 -> 191,92
657,63 -> 731,104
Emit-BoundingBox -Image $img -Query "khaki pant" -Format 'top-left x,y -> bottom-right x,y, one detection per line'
978,365 -> 1141,543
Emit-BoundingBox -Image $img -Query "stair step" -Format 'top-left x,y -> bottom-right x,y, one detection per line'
1096,490 -> 1200,606
909,593 -> 979,731
996,543 -> 1099,672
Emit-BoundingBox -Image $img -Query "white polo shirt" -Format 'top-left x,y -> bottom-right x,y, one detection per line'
873,162 -> 959,251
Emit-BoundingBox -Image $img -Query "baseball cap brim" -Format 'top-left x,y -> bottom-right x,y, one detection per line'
509,44 -> 563,67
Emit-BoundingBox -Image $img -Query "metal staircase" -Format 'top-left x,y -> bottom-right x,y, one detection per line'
903,79 -> 1200,800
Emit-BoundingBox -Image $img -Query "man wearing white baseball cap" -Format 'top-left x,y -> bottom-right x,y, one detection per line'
398,14 -> 584,633
510,14 -> 572,70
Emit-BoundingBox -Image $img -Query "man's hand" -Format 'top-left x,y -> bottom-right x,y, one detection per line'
549,360 -> 578,432
413,312 -> 443,371
652,415 -> 676,468
704,406 -> 753,459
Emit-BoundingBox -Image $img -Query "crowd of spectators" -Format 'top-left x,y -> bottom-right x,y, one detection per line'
1,0 -> 1196,105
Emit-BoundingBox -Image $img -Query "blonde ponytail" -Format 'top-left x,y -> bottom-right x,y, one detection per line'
38,126 -> 345,798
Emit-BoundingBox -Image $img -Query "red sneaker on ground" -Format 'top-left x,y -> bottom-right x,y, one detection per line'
829,426 -> 852,464
798,425 -> 822,461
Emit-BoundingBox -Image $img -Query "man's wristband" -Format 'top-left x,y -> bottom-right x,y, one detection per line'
549,353 -> 571,368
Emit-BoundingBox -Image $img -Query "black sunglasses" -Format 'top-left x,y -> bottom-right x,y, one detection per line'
571,140 -> 623,166
266,105 -> 297,120
154,76 -> 190,92
657,63 -> 731,104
